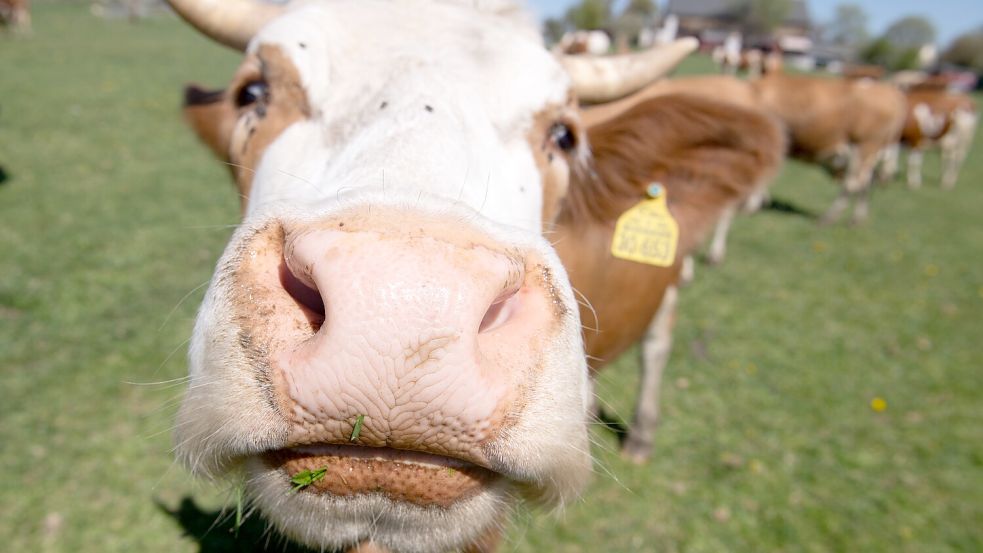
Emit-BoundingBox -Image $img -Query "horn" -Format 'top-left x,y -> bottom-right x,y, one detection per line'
166,0 -> 284,51
561,37 -> 699,104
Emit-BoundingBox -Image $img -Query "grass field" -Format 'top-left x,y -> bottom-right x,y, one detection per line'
1,3 -> 981,552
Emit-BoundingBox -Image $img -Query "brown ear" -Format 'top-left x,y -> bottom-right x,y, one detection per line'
565,94 -> 785,252
182,84 -> 236,162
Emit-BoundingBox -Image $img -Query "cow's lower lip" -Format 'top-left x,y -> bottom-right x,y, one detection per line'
263,445 -> 500,507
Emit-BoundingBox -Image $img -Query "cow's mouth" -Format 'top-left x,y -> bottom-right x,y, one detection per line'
263,445 -> 500,507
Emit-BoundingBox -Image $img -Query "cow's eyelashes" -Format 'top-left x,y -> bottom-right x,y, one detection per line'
549,122 -> 577,152
235,80 -> 270,109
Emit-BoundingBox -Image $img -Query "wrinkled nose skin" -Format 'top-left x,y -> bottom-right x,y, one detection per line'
274,221 -> 538,459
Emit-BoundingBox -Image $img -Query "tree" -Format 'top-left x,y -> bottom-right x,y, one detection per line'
883,16 -> 936,49
941,28 -> 983,72
826,3 -> 869,49
564,0 -> 613,31
740,0 -> 792,34
611,0 -> 658,47
859,36 -> 894,67
543,17 -> 568,45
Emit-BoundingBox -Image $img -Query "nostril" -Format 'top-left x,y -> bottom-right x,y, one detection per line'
279,259 -> 325,331
478,287 -> 520,334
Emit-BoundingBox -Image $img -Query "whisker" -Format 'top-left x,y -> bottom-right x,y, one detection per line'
151,336 -> 193,377
158,279 -> 211,332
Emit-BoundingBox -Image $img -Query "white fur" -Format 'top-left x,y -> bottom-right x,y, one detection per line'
176,2 -> 592,549
245,0 -> 570,232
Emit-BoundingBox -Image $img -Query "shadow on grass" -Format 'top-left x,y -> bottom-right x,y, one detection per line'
0,165 -> 9,185
597,409 -> 629,444
762,196 -> 817,219
157,497 -> 321,553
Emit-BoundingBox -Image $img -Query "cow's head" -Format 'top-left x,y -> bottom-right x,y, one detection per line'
168,0 -> 694,550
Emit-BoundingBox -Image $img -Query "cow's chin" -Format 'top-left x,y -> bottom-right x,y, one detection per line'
244,452 -> 511,553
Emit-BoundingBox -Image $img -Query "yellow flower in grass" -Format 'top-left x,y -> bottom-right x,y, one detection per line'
870,397 -> 887,412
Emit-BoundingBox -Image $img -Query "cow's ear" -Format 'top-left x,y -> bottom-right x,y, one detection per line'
182,84 -> 236,162
568,94 -> 785,252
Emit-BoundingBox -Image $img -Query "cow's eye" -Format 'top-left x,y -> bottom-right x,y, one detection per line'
235,80 -> 270,108
549,122 -> 577,152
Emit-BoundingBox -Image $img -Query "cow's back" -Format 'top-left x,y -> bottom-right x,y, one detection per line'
581,75 -> 756,127
753,75 -> 853,156
848,79 -> 906,147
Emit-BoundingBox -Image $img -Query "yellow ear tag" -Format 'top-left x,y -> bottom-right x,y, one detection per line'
611,183 -> 678,267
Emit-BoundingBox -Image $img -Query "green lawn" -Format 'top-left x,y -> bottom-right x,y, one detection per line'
2,4 -> 981,552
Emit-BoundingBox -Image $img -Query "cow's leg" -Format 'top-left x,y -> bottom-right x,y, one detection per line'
941,110 -> 977,190
850,145 -> 881,225
851,185 -> 872,225
679,255 -> 695,286
940,138 -> 958,189
622,285 -> 678,464
907,149 -> 924,189
820,189 -> 851,226
821,146 -> 858,226
742,189 -> 768,213
707,204 -> 737,266
877,143 -> 900,183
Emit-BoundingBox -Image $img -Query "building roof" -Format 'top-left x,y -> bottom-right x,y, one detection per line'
666,0 -> 810,27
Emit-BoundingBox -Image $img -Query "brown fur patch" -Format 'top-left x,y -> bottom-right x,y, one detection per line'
555,94 -> 785,366
183,85 -> 237,166
752,74 -> 906,163
526,92 -> 584,228
902,89 -> 977,148
229,45 -> 310,202
580,75 -> 758,127
182,44 -> 310,209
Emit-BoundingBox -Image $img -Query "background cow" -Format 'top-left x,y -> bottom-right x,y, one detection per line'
554,29 -> 611,55
0,0 -> 30,32
583,73 -> 907,226
900,86 -> 978,189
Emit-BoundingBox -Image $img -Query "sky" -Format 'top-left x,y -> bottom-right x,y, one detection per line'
525,0 -> 983,46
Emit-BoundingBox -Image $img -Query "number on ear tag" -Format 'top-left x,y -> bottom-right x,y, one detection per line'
610,183 -> 679,267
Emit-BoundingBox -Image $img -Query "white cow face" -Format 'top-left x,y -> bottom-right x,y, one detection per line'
173,1 -> 592,551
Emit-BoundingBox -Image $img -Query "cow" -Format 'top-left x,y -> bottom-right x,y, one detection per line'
754,74 -> 907,225
163,0 -> 696,551
900,87 -> 978,189
582,73 -> 908,227
554,29 -> 611,56
555,94 -> 786,462
843,64 -> 886,81
712,32 -> 742,76
0,0 -> 30,32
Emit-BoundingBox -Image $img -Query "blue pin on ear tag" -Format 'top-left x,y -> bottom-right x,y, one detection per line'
611,182 -> 679,267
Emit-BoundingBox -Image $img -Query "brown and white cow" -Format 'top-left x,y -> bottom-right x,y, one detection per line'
584,73 -> 908,227
900,87 -> 978,189
556,94 -> 785,462
165,0 -> 697,551
0,0 -> 30,32
554,29 -> 611,56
